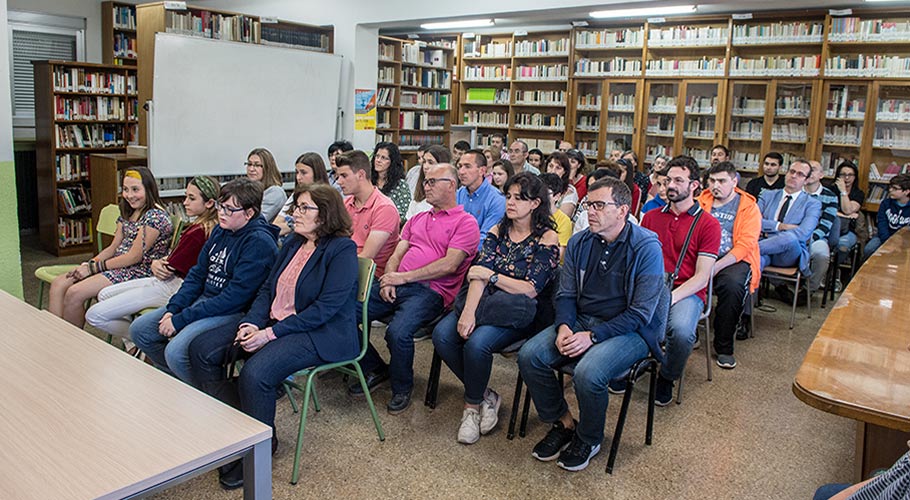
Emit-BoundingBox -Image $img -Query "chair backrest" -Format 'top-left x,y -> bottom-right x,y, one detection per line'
95,204 -> 121,253
355,257 -> 377,361
702,268 -> 715,319
169,215 -> 186,250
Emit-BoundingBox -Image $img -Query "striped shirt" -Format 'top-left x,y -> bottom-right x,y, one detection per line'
806,184 -> 839,243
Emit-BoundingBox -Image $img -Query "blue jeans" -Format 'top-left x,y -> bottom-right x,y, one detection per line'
188,321 -> 323,430
661,294 -> 704,381
432,311 -> 526,405
129,301 -> 242,385
838,231 -> 858,254
360,282 -> 444,395
518,325 -> 649,447
864,236 -> 883,259
759,231 -> 803,270
813,483 -> 851,500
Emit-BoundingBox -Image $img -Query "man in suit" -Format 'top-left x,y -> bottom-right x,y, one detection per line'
756,159 -> 822,272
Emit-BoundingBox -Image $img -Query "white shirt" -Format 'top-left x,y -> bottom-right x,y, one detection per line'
774,190 -> 803,229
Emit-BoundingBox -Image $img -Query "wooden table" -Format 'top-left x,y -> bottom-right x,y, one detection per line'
0,291 -> 272,499
794,227 -> 910,481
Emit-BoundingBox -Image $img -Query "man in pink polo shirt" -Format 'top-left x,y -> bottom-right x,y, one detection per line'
351,163 -> 480,415
335,150 -> 399,275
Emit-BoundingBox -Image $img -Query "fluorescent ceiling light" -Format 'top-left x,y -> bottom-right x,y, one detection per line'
865,0 -> 906,2
590,5 -> 696,19
420,19 -> 494,30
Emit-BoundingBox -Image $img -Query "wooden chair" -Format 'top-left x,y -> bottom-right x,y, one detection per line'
282,257 -> 385,485
35,204 -> 121,310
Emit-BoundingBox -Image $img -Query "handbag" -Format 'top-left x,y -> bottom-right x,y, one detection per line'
200,341 -> 242,410
665,210 -> 703,289
453,283 -> 537,330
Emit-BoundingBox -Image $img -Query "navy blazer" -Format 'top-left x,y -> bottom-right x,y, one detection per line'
241,234 -> 359,364
757,189 -> 822,270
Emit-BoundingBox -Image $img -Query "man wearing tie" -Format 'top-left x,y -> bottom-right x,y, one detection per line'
756,159 -> 821,272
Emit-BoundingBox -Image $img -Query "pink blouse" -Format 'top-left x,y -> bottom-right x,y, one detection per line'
270,245 -> 314,322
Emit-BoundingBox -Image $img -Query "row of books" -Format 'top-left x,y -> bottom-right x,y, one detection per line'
53,68 -> 136,95
873,128 -> 910,149
58,218 -> 92,247
400,90 -> 450,110
731,98 -> 766,116
463,65 -> 511,81
610,94 -> 635,111
112,5 -> 137,30
869,161 -> 910,181
516,138 -> 558,154
402,45 -> 447,68
377,109 -> 394,129
260,26 -> 330,52
646,115 -> 675,135
56,153 -> 91,182
462,111 -> 509,127
645,143 -> 673,162
682,147 -> 713,168
877,99 -> 910,122
576,93 -> 600,109
399,112 -> 446,131
731,22 -> 824,44
606,115 -> 634,134
829,17 -> 910,42
401,67 -> 451,90
57,186 -> 91,215
55,124 -> 133,148
825,55 -> 910,78
684,117 -> 716,138
464,88 -> 510,104
575,141 -> 598,158
868,185 -> 889,204
827,89 -> 866,119
771,123 -> 808,142
54,95 -> 136,121
729,56 -> 820,77
648,96 -> 678,113
514,89 -> 565,105
729,120 -> 763,141
647,26 -> 728,47
514,39 -> 570,57
514,113 -> 565,130
684,95 -> 716,114
463,39 -> 512,58
164,10 -> 260,43
575,58 -> 641,77
576,115 -> 600,131
774,96 -> 811,117
113,32 -> 137,60
513,64 -> 569,80
823,124 -> 863,145
379,43 -> 397,60
378,66 -> 396,84
575,29 -> 643,49
731,151 -> 762,171
377,87 -> 395,107
399,134 -> 445,149
645,58 -> 725,77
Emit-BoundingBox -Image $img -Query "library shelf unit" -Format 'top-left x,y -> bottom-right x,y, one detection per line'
102,1 -> 138,66
33,60 -> 139,256
136,1 -> 334,145
510,31 -> 571,154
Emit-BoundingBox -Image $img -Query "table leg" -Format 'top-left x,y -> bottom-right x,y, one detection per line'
854,421 -> 910,483
243,438 -> 272,499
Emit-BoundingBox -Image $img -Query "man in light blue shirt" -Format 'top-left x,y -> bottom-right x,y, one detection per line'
457,149 -> 505,249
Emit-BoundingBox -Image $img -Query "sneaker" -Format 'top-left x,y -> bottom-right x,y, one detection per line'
531,419 -> 576,461
692,334 -> 701,350
557,433 -> 601,472
218,461 -> 244,490
479,388 -> 501,435
735,316 -> 751,341
607,378 -> 627,395
457,408 -> 482,444
412,329 -> 432,342
655,376 -> 674,407
716,354 -> 737,369
387,391 -> 411,415
834,279 -> 843,293
347,368 -> 389,397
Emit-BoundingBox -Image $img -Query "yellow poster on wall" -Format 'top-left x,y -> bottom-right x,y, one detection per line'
355,89 -> 376,131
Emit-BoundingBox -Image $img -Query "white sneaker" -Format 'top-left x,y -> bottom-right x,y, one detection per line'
457,408 -> 481,444
479,388 -> 501,435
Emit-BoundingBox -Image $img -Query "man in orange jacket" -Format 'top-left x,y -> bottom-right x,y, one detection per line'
697,162 -> 761,369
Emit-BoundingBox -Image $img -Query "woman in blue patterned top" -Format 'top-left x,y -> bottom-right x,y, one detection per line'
433,172 -> 560,445
48,166 -> 172,328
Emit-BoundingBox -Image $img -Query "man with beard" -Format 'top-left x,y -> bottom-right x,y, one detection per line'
641,156 -> 720,405
746,152 -> 785,200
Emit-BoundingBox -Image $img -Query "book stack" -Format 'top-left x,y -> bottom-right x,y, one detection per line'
56,186 -> 91,215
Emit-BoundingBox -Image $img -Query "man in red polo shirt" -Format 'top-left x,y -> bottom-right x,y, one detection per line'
641,155 -> 720,406
335,150 -> 399,276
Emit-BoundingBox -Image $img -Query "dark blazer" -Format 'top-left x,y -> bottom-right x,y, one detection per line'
241,234 -> 359,363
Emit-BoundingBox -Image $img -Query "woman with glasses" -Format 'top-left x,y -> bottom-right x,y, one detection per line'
830,161 -> 866,260
188,183 -> 358,490
274,152 -> 331,238
245,147 -> 286,222
372,142 -> 411,225
433,172 -> 560,445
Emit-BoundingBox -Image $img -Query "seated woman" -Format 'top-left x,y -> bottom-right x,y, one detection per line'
48,167 -> 172,328
372,141 -> 411,225
565,149 -> 589,200
274,152 -> 331,237
546,151 -> 580,217
85,176 -> 219,344
188,183 -> 359,489
490,159 -> 515,193
406,144 -> 451,220
245,147 -> 286,222
432,172 -> 560,445
830,161 -> 866,262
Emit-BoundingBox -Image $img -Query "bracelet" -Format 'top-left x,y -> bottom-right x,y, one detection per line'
99,259 -> 108,272
88,260 -> 97,275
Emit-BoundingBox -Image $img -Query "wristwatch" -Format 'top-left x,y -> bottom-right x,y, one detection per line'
489,273 -> 499,285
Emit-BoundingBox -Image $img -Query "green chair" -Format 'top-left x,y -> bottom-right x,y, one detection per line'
282,257 -> 385,485
35,204 -> 121,310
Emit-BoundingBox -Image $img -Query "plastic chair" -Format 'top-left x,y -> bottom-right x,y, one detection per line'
282,257 -> 385,485
35,204 -> 121,309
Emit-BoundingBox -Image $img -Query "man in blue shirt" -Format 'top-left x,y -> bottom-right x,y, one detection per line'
518,176 -> 669,473
457,149 -> 505,249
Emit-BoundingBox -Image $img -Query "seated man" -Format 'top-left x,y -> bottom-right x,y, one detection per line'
745,152 -> 785,200
508,140 -> 541,175
641,167 -> 669,214
864,173 -> 910,258
641,155 -> 720,403
457,148 -> 505,249
697,162 -> 761,369
756,159 -> 821,272
518,176 -> 669,472
452,140 -> 470,165
354,164 -> 480,414
335,150 -> 400,275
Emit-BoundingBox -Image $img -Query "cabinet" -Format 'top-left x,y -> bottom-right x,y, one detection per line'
101,1 -> 138,66
867,82 -> 910,209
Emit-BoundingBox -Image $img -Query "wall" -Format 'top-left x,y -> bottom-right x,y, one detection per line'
0,0 -> 24,298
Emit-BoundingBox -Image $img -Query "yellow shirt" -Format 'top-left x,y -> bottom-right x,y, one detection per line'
552,210 -> 573,248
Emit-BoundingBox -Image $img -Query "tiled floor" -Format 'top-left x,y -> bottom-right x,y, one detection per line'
21,234 -> 854,499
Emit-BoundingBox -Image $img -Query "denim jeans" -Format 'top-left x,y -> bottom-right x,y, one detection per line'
808,239 -> 831,292
812,483 -> 851,500
660,294 -> 704,381
864,236 -> 883,259
129,300 -> 242,385
359,282 -> 444,395
518,325 -> 649,447
188,321 -> 323,430
838,231 -> 858,254
432,311 -> 526,405
712,261 -> 750,356
759,231 -> 803,270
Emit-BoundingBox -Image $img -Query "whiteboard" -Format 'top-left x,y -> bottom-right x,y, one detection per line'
150,33 -> 342,182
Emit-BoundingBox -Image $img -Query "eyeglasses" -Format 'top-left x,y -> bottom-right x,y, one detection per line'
292,203 -> 319,214
838,173 -> 856,178
423,178 -> 456,187
582,200 -> 622,211
215,201 -> 245,214
786,169 -> 809,179
243,161 -> 264,168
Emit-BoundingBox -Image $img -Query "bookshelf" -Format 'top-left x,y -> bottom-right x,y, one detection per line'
816,81 -> 870,179
377,36 -> 402,145
33,61 -> 139,256
460,34 -> 514,148
396,38 -> 455,155
644,19 -> 729,78
867,81 -> 910,209
511,31 -> 571,153
102,1 -> 138,66
725,81 -> 770,177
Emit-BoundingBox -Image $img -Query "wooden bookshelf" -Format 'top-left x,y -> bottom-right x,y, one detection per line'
511,31 -> 571,154
33,61 -> 139,256
102,1 -> 138,66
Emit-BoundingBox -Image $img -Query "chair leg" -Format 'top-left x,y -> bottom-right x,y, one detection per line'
606,374 -> 636,474
311,384 -> 321,413
284,382 -> 299,414
645,363 -> 657,446
424,350 -> 442,409
519,387 -> 532,438
37,282 -> 46,310
353,362 -> 385,443
788,274 -> 799,329
507,372 -> 524,440
805,280 -> 812,319
704,320 -> 712,382
290,374 -> 316,485
749,303 -> 755,339
675,370 -> 684,405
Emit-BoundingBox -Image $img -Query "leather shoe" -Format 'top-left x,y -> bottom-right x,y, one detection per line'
218,461 -> 243,490
387,391 -> 411,414
735,316 -> 751,341
348,368 -> 389,397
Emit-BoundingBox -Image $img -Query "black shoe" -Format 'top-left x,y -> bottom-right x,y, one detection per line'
607,378 -> 627,395
387,391 -> 411,414
272,435 -> 279,456
775,284 -> 795,305
218,461 -> 243,490
655,376 -> 674,407
557,433 -> 601,472
348,368 -> 389,397
735,316 -> 751,341
531,419 -> 576,461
